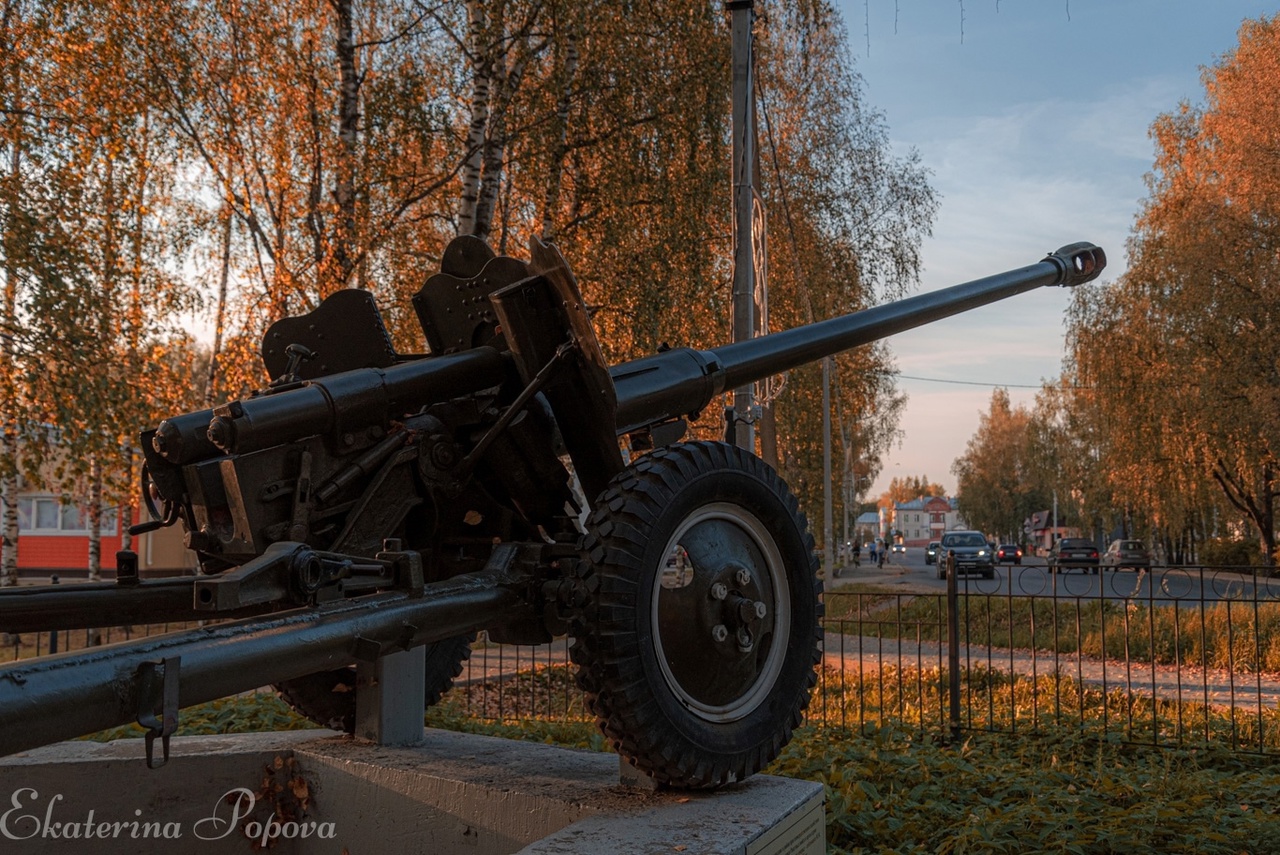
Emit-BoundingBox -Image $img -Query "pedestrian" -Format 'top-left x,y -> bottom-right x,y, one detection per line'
852,541 -> 861,567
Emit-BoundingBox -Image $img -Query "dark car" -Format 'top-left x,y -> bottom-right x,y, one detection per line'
996,543 -> 1022,565
925,541 -> 941,565
937,531 -> 995,580
1049,538 -> 1100,573
1103,539 -> 1151,571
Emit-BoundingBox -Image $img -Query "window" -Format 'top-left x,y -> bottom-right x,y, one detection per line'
14,497 -> 118,535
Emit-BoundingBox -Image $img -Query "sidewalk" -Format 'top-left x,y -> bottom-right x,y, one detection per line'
821,630 -> 1280,710
452,629 -> 1280,713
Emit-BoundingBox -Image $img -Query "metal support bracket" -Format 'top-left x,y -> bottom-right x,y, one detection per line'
137,656 -> 180,769
192,542 -> 395,611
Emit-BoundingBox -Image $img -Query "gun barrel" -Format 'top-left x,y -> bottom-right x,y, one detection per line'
612,242 -> 1104,434
156,346 -> 507,463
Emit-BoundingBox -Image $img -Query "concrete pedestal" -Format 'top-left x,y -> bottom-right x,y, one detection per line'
0,730 -> 824,855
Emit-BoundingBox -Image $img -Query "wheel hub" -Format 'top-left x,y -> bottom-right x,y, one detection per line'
651,503 -> 790,723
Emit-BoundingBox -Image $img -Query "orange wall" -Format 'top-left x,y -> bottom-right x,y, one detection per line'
13,530 -> 128,571
3,508 -> 194,573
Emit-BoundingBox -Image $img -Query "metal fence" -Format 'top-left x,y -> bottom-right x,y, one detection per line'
817,563 -> 1280,755
4,622 -> 208,661
439,563 -> 1280,756
8,564 -> 1280,756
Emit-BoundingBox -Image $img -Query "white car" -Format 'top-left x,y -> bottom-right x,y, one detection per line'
891,543 -> 906,554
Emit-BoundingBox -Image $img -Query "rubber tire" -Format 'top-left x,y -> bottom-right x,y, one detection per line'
274,633 -> 475,732
571,441 -> 822,789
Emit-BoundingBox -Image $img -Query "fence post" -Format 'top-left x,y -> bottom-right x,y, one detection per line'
946,552 -> 960,741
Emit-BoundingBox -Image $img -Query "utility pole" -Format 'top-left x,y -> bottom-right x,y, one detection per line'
822,358 -> 834,581
728,0 -> 756,452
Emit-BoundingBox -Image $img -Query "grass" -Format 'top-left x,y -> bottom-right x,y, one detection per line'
80,662 -> 1280,854
776,723 -> 1280,854
825,591 -> 1280,675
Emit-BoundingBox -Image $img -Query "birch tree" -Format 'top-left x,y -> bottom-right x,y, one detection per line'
1066,15 -> 1280,566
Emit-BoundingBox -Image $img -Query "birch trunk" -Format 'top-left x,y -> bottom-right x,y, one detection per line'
0,439 -> 15,587
475,32 -> 535,240
120,450 -> 133,553
540,28 -> 577,240
333,0 -> 359,285
206,203 -> 232,407
473,102 -> 506,242
87,455 -> 102,582
0,12 -> 20,587
457,0 -> 489,236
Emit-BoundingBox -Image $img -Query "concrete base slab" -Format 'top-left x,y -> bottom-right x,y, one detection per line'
0,729 -> 824,855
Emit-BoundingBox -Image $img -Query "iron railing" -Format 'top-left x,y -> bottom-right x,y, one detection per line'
7,563 -> 1279,755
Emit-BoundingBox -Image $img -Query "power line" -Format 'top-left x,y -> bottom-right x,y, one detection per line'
885,372 -> 1069,390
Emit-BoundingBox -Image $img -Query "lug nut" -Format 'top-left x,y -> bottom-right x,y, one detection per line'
431,443 -> 458,468
710,582 -> 728,601
711,624 -> 729,643
736,627 -> 754,652
753,600 -> 767,620
735,568 -> 752,587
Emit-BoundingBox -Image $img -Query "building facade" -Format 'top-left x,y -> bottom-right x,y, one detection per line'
893,496 -> 966,547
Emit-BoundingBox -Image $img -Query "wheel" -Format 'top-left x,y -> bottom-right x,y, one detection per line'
982,568 -> 994,580
571,441 -> 821,789
274,633 -> 475,732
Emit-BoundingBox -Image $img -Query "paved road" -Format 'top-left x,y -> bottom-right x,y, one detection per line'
829,547 -> 1280,605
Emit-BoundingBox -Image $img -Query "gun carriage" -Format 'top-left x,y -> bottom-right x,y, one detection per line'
0,237 -> 1104,787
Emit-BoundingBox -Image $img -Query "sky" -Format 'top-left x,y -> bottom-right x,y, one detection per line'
829,0 -> 1279,500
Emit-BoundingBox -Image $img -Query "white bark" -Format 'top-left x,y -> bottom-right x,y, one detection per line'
0,10 -> 20,587
87,456 -> 101,582
333,0 -> 359,284
457,0 -> 489,236
540,28 -> 577,240
205,203 -> 232,407
0,444 -> 16,587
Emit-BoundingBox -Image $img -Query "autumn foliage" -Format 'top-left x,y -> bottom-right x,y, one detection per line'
0,0 -> 935,580
1063,15 -> 1280,563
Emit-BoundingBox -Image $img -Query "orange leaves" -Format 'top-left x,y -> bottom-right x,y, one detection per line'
1064,13 -> 1280,548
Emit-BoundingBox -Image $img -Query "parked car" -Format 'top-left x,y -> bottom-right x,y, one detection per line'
937,530 -> 995,580
996,543 -> 1022,565
1103,539 -> 1151,571
925,541 -> 941,565
1049,538 -> 1100,573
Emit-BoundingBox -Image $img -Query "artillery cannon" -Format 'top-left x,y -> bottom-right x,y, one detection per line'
0,237 -> 1104,788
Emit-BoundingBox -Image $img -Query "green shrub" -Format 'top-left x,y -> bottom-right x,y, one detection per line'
1199,538 -> 1263,567
83,693 -> 317,743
